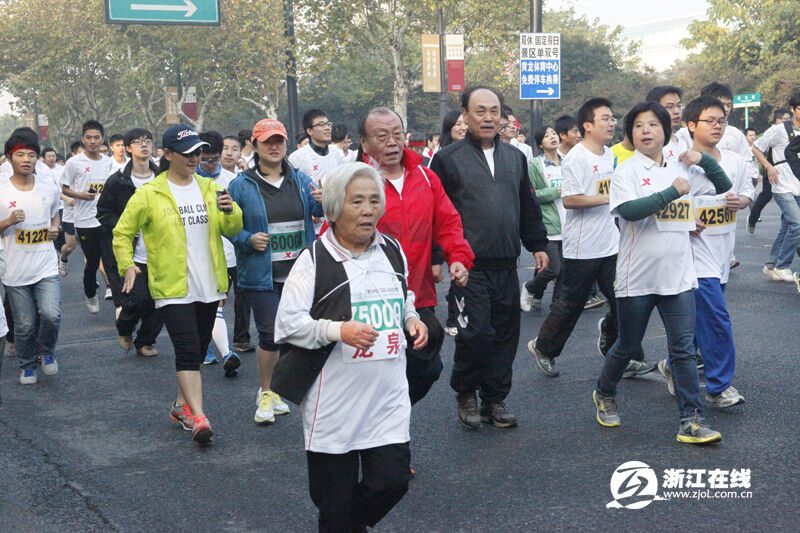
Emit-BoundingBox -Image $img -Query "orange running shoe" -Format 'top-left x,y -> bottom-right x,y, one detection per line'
169,403 -> 195,431
191,415 -> 214,444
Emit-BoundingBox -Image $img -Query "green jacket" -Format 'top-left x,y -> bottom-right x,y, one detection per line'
528,157 -> 562,236
112,172 -> 243,299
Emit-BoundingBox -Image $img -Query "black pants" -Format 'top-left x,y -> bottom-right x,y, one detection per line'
307,442 -> 411,533
116,263 -> 164,348
160,301 -> 218,371
536,255 -> 638,360
524,240 -> 564,301
53,208 -> 65,253
405,306 -> 444,405
228,267 -> 252,345
76,226 -> 114,299
450,269 -> 520,403
100,231 -> 123,307
748,178 -> 772,226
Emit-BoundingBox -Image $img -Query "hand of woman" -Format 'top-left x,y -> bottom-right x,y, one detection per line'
122,265 -> 142,293
341,320 -> 379,351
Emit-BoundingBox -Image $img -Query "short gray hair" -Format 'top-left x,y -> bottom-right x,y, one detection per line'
322,162 -> 385,222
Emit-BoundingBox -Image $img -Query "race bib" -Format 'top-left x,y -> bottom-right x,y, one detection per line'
15,227 -> 50,246
88,182 -> 105,194
596,177 -> 611,195
268,220 -> 305,262
654,198 -> 695,232
342,296 -> 404,363
694,196 -> 736,235
548,173 -> 562,189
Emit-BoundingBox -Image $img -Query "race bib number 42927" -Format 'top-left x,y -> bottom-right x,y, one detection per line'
654,198 -> 695,232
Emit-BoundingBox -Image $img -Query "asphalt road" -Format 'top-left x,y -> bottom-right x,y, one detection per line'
1,198 -> 798,532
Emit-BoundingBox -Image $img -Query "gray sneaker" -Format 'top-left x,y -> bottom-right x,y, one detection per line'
622,360 -> 657,379
593,390 -> 620,427
86,295 -> 99,314
584,295 -> 606,310
520,285 -> 535,312
456,392 -> 481,430
704,386 -> 745,408
528,338 -> 558,377
677,414 -> 722,444
657,359 -> 675,396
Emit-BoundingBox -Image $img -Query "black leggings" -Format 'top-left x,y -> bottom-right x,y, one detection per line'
160,301 -> 218,371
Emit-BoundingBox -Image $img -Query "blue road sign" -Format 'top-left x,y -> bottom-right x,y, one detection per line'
105,0 -> 220,26
520,33 -> 561,100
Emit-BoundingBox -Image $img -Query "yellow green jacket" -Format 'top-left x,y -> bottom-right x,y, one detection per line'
112,172 -> 243,299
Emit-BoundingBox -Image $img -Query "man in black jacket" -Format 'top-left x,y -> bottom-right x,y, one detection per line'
431,86 -> 549,429
96,128 -> 163,357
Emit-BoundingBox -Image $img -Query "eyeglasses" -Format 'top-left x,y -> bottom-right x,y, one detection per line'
200,156 -> 220,164
130,139 -> 153,146
595,116 -> 617,124
498,124 -> 511,131
312,121 -> 333,129
696,119 -> 728,127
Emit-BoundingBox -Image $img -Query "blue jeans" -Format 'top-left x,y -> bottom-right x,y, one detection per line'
597,290 -> 703,420
693,279 -> 735,395
768,192 -> 800,269
6,275 -> 61,371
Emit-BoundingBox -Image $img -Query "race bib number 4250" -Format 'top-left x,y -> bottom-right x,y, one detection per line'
694,196 -> 736,235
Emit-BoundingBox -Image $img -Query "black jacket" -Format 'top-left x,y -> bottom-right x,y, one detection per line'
96,160 -> 159,231
430,131 -> 548,270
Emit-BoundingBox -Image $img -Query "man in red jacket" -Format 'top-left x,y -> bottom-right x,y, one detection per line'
360,106 -> 474,404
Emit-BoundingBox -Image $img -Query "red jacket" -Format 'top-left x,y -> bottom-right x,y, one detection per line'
367,148 -> 474,308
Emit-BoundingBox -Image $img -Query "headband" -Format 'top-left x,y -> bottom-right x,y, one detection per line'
8,144 -> 39,156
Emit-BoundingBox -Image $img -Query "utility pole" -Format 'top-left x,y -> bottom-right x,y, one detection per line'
437,1 -> 448,123
530,0 -> 542,152
284,0 -> 300,147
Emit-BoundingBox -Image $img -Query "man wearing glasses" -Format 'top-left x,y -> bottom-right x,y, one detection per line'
96,128 -> 163,357
528,97 -> 630,378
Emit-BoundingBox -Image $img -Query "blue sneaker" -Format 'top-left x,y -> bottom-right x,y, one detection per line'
41,353 -> 59,375
222,351 -> 241,377
203,348 -> 218,365
19,368 -> 37,385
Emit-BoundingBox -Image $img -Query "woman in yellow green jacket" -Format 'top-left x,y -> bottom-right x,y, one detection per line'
113,125 -> 243,445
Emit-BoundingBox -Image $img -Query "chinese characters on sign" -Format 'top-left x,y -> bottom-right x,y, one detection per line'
519,32 -> 561,100
422,34 -> 441,93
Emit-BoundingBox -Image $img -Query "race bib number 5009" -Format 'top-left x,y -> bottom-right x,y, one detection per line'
343,298 -> 404,363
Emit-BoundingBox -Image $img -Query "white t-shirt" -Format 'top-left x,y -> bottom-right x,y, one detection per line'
208,168 -> 237,268
275,232 -> 414,454
510,138 -> 534,163
130,172 -> 155,264
663,136 -> 687,164
754,122 -> 800,195
287,143 -> 342,187
483,145 -> 495,176
689,151 -> 755,284
110,157 -> 129,174
61,152 -> 113,228
155,178 -> 224,308
541,161 -> 565,241
610,152 -> 697,297
387,176 -> 404,197
718,124 -> 752,161
0,177 -> 60,286
0,239 -> 7,338
560,142 -> 619,259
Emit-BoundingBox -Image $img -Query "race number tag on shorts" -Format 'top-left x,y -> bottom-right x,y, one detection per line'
342,295 -> 404,364
654,198 -> 695,232
694,196 -> 736,235
15,227 -> 50,246
268,220 -> 305,262
596,177 -> 611,196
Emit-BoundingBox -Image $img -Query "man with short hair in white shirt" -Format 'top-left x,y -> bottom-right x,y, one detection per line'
287,109 -> 342,188
61,119 -> 113,314
108,134 -> 129,174
529,97 -> 654,378
753,92 -> 800,281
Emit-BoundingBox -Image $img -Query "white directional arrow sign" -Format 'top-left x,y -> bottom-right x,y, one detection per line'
131,0 -> 197,17
536,88 -> 555,96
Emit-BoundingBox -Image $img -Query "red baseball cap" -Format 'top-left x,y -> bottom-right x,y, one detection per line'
252,119 -> 288,142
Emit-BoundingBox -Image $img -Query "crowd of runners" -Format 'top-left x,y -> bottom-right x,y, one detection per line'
1,79 -> 797,532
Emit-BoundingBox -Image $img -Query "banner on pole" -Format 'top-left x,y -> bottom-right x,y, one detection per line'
445,34 -> 465,92
422,34 -> 441,93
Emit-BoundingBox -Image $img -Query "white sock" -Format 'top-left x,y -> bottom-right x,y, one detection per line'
212,308 -> 230,356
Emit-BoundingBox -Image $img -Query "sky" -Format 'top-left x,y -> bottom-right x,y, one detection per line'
548,0 -> 711,71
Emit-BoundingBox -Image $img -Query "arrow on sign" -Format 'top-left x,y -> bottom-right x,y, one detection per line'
131,0 -> 197,17
536,87 -> 555,96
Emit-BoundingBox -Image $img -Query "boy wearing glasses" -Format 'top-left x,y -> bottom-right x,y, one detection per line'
97,128 -> 163,357
287,108 -> 342,189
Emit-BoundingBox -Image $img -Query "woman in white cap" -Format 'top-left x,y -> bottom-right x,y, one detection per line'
113,124 -> 243,445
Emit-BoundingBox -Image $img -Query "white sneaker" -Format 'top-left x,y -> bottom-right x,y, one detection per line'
254,389 -> 275,424
657,359 -> 675,396
445,326 -> 458,336
19,368 -> 37,385
58,258 -> 68,277
271,391 -> 290,415
86,296 -> 99,314
762,265 -> 779,280
41,353 -> 58,375
520,285 -> 535,312
104,288 -> 113,300
704,386 -> 745,407
773,267 -> 794,282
